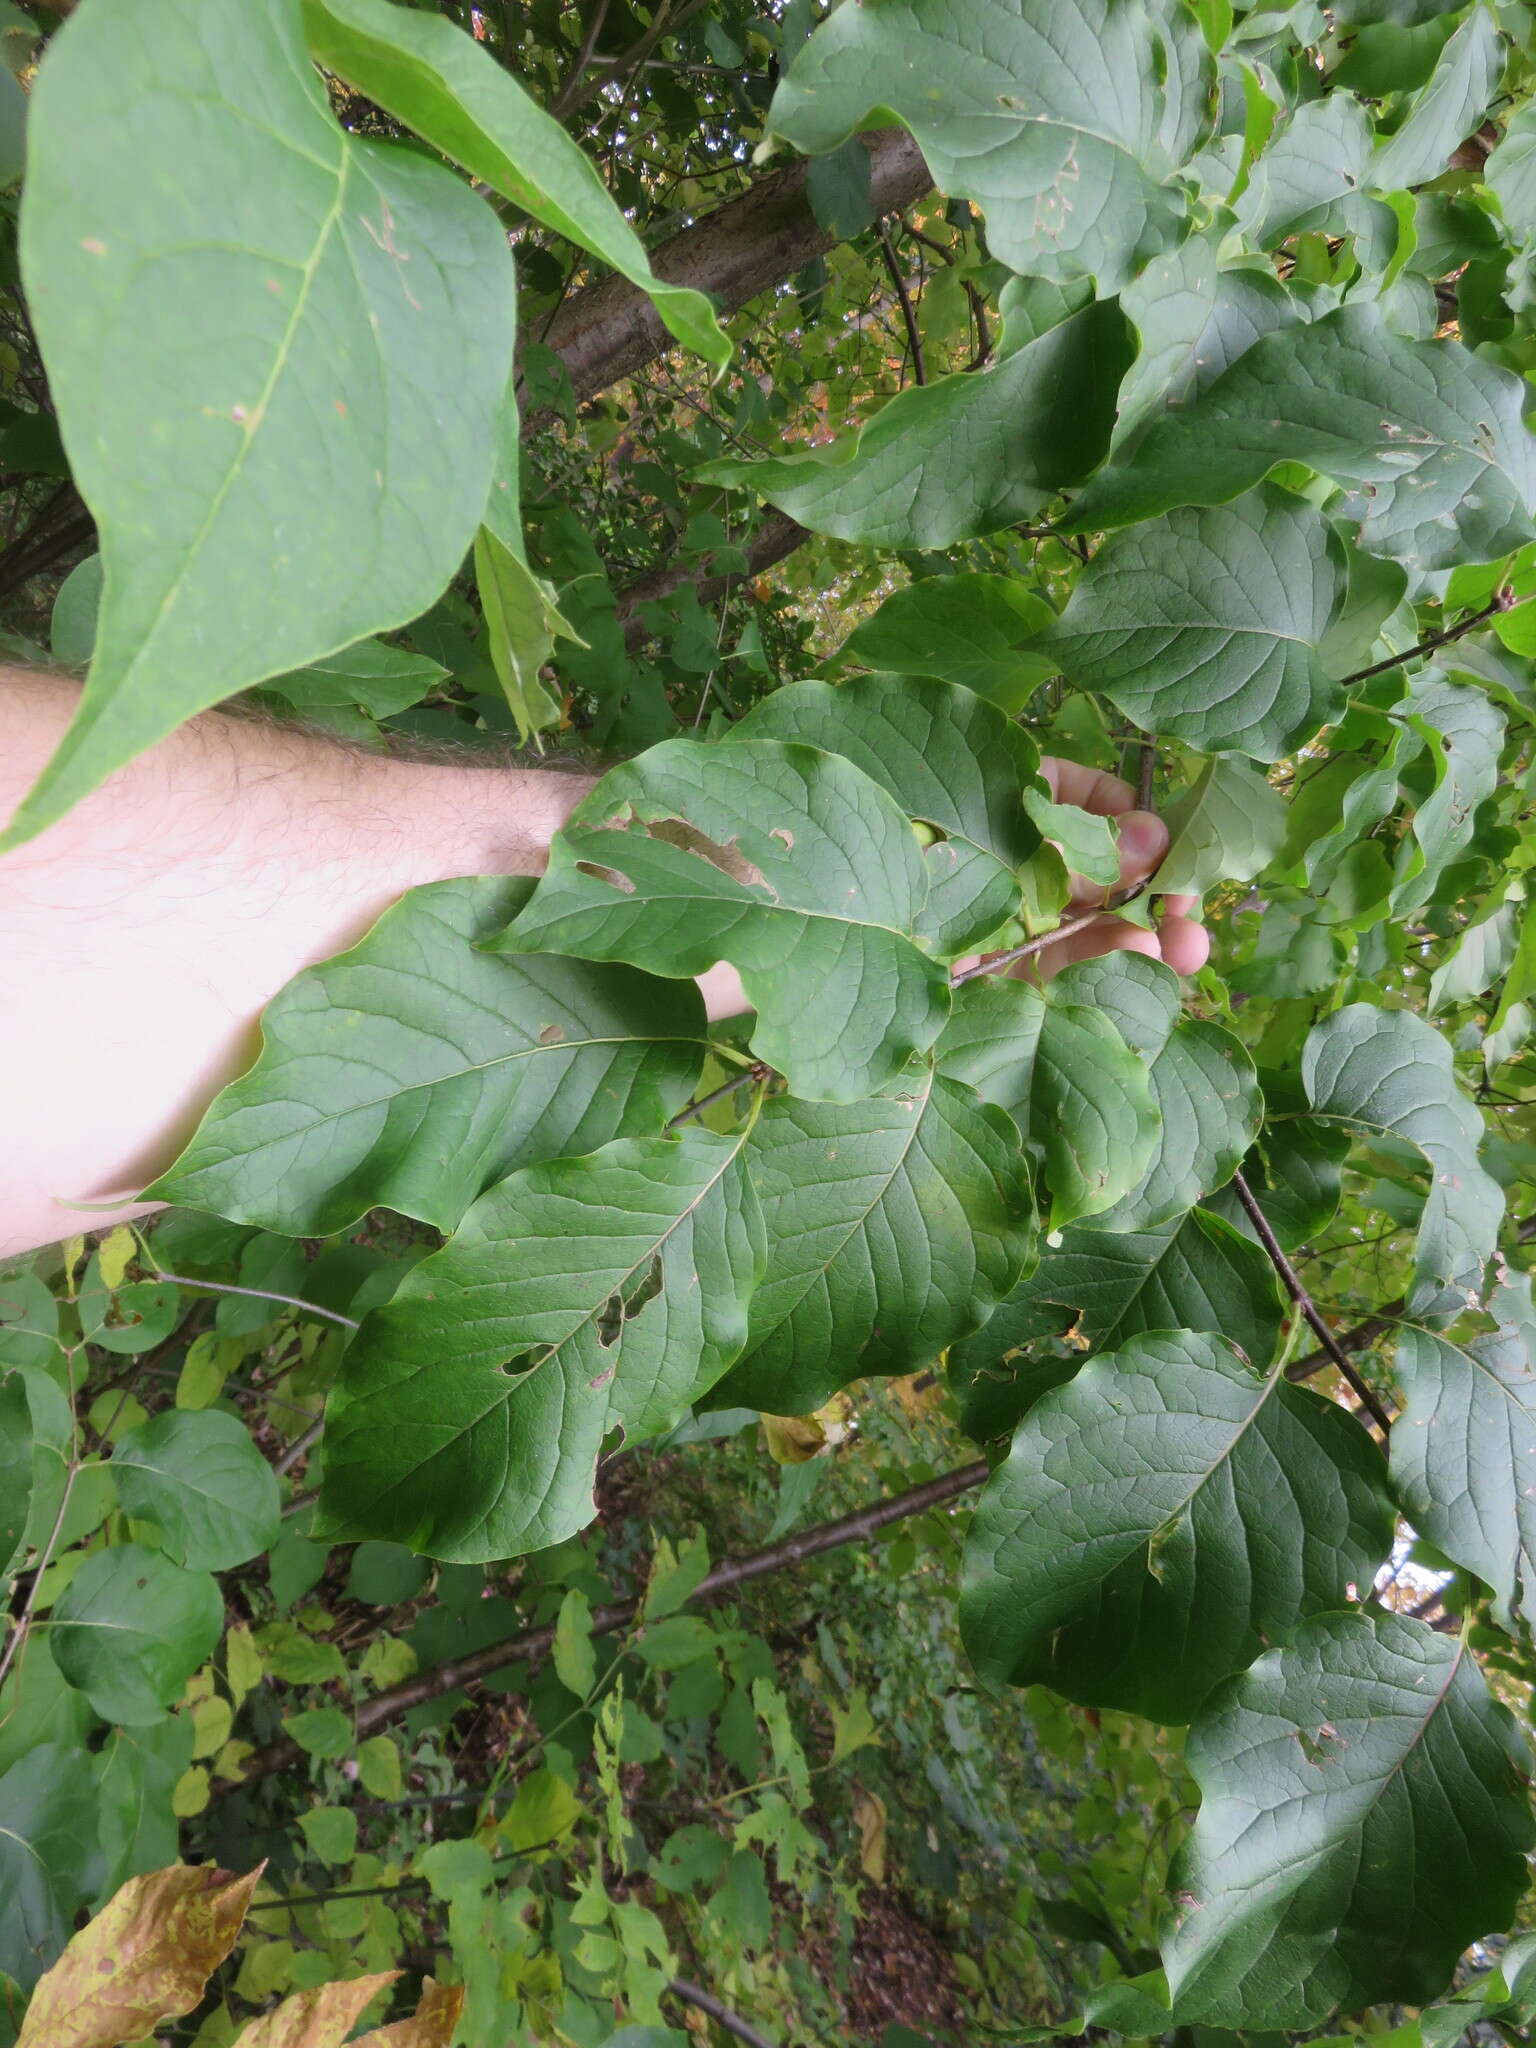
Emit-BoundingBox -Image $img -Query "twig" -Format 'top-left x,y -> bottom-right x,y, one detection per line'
230,1460 -> 987,1790
668,1979 -> 778,2048
963,278 -> 993,369
877,221 -> 926,386
949,888 -> 1147,985
1136,740 -> 1156,814
549,0 -> 611,118
274,1416 -> 325,1480
667,1062 -> 770,1129
152,1273 -> 359,1330
1339,589 -> 1513,688
1230,1171 -> 1393,1435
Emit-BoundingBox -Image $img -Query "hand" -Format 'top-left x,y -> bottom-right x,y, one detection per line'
1027,756 -> 1210,984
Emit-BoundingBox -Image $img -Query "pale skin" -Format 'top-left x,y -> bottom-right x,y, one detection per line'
0,669 -> 1207,1259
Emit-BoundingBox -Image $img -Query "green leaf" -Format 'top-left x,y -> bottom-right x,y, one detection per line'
150,877 -> 707,1235
699,303 -> 1132,547
318,1130 -> 764,1560
838,577 -> 1057,709
1005,1206 -> 1286,1367
497,738 -> 951,1102
709,1068 -> 1032,1417
345,1541 -> 430,1607
935,979 -> 1160,1229
0,1273 -> 59,1372
110,1409 -> 281,1570
1156,758 -> 1286,897
261,637 -> 448,720
0,1745 -> 98,1989
302,0 -> 728,374
0,1370 -> 31,1586
1115,239 -> 1297,447
474,524 -> 584,744
728,676 -> 1040,956
1069,304 -> 1536,571
804,137 -> 874,241
50,1544 -> 223,1726
768,0 -> 1213,288
1039,487 -> 1346,761
1302,1003 -> 1504,1320
1237,96 -> 1372,247
0,1639 -> 93,1780
5,0 -> 516,847
961,1332 -> 1392,1720
285,1705 -> 354,1760
1051,954 -> 1263,1230
94,1714 -> 196,1901
1488,99 -> 1536,238
1370,6 -> 1502,191
553,1587 -> 598,1699
1390,1287 -> 1536,1633
1391,672 -> 1505,915
1164,1611 -> 1534,2027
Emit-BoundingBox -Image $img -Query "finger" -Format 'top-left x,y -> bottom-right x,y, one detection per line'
1064,807 -> 1169,909
1041,755 -> 1139,817
1026,915 -> 1162,985
1157,911 -> 1211,978
1160,893 -> 1198,918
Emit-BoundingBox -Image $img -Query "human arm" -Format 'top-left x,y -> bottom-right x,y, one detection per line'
0,670 -> 1204,1258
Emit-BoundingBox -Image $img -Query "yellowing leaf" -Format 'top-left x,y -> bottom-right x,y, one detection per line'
228,1972 -> 398,2048
225,1622 -> 263,1711
830,1690 -> 880,1765
17,1862 -> 262,2048
853,1787 -> 888,1884
352,1978 -> 465,2047
96,1226 -> 136,1291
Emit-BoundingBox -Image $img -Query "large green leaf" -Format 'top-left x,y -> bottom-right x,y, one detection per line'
318,1131 -> 764,1560
1069,304 -> 1536,570
935,979 -> 1160,1229
1115,239 -> 1298,446
94,1714 -> 196,1903
1237,96 -> 1372,248
5,0 -> 516,847
1164,1611 -> 1535,2027
768,0 -> 1213,289
50,1545 -> 223,1727
1051,955 -> 1263,1230
838,578 -> 1057,709
150,878 -> 706,1235
302,0 -> 728,373
1390,1285 -> 1536,1633
1039,487 -> 1346,760
1488,99 -> 1536,237
961,1333 -> 1392,1720
0,1745 -> 99,1989
110,1409 -> 280,1571
1155,758 -> 1286,897
496,739 -> 951,1102
729,677 -> 1040,956
1391,672 -> 1506,914
1302,1003 -> 1504,1320
699,302 -> 1132,547
1003,1207 -> 1286,1366
708,1069 -> 1033,1417
1370,6 -> 1502,192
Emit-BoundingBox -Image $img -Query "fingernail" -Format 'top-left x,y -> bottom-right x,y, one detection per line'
1117,810 -> 1168,868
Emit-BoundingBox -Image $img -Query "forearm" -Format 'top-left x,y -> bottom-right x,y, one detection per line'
0,672 -> 597,1258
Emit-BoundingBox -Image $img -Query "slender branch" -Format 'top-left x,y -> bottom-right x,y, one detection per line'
950,888 -> 1147,985
668,1979 -> 778,2048
231,1459 -> 987,1790
152,1273 -> 358,1330
1230,1171 -> 1393,1434
963,278 -> 993,369
274,1416 -> 325,1480
1136,740 -> 1156,814
1339,589 -> 1513,688
876,221 -> 926,386
667,1062 -> 770,1129
548,0 -> 611,119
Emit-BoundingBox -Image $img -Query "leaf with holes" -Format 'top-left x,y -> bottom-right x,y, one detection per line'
1164,1612 -> 1534,2027
5,0 -> 515,847
1303,1003 -> 1504,1320
935,978 -> 1160,1229
150,878 -> 706,1234
707,1068 -> 1033,1417
1069,304 -> 1536,571
699,302 -> 1132,548
768,0 -> 1213,288
317,1130 -> 764,1560
961,1332 -> 1392,1721
729,676 -> 1040,956
1115,237 -> 1298,446
1038,487 -> 1346,760
497,739 -> 951,1102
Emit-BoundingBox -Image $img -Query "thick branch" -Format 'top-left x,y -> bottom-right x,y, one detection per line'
616,509 -> 808,651
531,127 -> 932,419
668,1980 -> 778,2048
233,1458 -> 985,1790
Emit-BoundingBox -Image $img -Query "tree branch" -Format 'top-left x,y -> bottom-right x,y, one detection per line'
1229,1171 -> 1393,1434
1338,589 -> 1513,688
668,1979 -> 779,2048
616,508 -> 809,653
231,1458 -> 986,1790
877,220 -> 926,386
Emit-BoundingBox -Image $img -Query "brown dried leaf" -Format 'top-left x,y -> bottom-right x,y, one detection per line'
353,1978 -> 465,2047
854,1787 -> 888,1885
17,1862 -> 262,2048
228,1972 -> 399,2048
